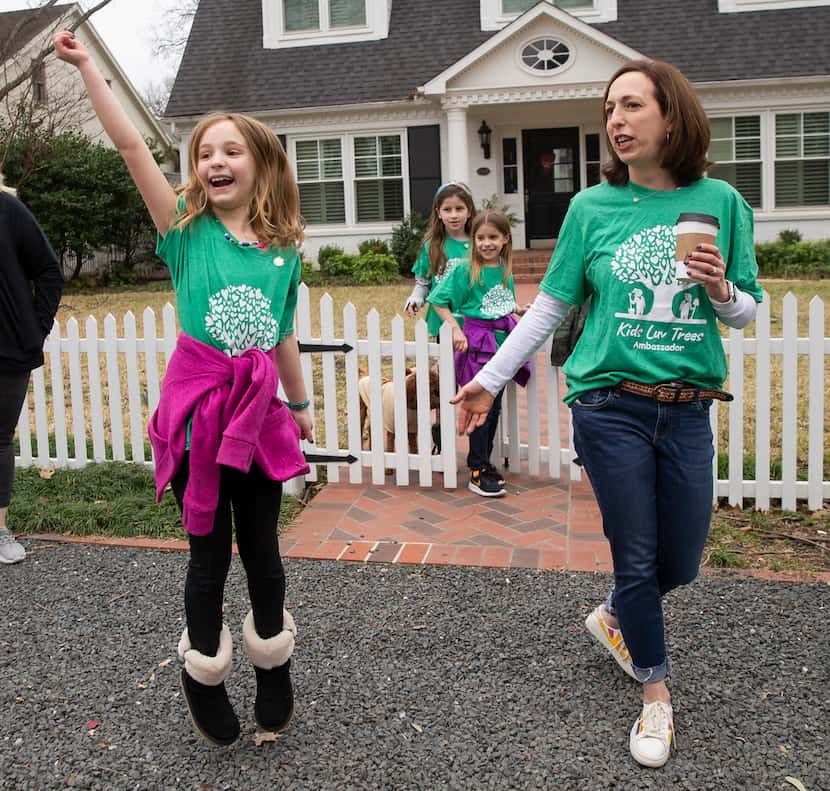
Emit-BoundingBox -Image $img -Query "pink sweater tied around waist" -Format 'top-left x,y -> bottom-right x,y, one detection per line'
148,333 -> 310,536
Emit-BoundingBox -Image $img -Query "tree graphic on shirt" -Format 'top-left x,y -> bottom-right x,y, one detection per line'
611,224 -> 696,322
433,256 -> 463,288
204,284 -> 279,356
480,284 -> 516,317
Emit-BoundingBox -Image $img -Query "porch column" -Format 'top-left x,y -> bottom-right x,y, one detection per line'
178,132 -> 190,183
445,106 -> 469,184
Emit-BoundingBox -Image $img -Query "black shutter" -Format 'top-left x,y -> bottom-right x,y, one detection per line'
277,134 -> 287,152
407,125 -> 441,219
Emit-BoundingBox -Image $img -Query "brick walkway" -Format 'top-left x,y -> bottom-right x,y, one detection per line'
281,469 -> 610,572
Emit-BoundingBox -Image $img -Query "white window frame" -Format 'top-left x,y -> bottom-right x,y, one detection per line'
290,130 -> 409,229
707,113 -> 763,209
294,136 -> 347,226
718,0 -> 830,12
263,0 -> 390,48
773,109 -> 830,209
481,0 -> 617,29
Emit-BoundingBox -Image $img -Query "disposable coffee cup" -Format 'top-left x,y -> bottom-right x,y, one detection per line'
674,212 -> 720,283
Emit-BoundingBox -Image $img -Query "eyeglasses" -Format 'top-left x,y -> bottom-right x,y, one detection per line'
434,180 -> 472,199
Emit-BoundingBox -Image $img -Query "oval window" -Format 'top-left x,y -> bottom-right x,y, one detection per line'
520,38 -> 571,72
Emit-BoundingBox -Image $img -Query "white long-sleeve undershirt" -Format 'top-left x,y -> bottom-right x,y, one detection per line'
474,285 -> 759,397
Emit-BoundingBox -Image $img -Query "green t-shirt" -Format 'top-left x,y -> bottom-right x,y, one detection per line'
427,260 -> 517,345
412,236 -> 471,336
539,178 -> 762,404
156,212 -> 300,356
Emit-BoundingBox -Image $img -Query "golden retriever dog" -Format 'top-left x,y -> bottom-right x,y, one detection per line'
358,365 -> 441,454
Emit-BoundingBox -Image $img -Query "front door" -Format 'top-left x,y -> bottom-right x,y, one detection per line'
522,127 -> 580,247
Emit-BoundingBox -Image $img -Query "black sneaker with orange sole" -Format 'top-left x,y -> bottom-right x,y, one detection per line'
469,468 -> 506,497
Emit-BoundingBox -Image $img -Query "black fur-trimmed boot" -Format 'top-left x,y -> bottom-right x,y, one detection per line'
177,624 -> 240,746
242,610 -> 296,733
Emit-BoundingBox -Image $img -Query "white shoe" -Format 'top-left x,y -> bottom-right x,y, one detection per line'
629,700 -> 675,768
585,605 -> 636,680
0,528 -> 26,564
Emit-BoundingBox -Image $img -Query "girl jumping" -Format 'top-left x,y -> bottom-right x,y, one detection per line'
404,181 -> 474,337
54,30 -> 313,747
427,210 -> 529,497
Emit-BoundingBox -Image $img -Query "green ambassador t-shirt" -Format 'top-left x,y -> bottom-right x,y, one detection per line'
156,211 -> 300,356
427,260 -> 517,346
539,178 -> 762,404
412,236 -> 471,336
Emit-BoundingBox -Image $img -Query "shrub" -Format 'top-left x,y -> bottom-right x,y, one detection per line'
754,235 -> 830,278
300,257 -> 323,286
390,212 -> 428,275
358,238 -> 390,256
777,228 -> 802,245
351,252 -> 399,285
317,244 -> 344,273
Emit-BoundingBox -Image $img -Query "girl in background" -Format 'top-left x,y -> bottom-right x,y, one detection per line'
404,181 -> 474,337
54,30 -> 313,747
428,210 -> 529,497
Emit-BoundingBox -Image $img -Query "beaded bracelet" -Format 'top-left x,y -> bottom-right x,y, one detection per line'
286,399 -> 310,411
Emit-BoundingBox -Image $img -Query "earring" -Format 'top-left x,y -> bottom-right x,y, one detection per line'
665,131 -> 670,144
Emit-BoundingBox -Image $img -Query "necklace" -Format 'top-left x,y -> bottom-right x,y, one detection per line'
216,218 -> 264,248
627,183 -> 680,204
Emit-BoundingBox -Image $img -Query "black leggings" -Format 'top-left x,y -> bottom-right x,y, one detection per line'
171,455 -> 285,657
0,370 -> 31,508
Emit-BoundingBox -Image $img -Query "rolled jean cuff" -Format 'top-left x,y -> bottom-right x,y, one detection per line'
603,590 -> 616,617
632,657 -> 670,684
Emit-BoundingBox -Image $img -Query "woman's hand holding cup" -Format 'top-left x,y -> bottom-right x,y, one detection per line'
684,243 -> 730,302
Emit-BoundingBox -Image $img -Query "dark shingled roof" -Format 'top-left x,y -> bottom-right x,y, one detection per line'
166,0 -> 830,118
0,5 -> 67,60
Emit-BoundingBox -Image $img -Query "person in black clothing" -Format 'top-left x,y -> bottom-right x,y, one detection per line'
0,174 -> 63,564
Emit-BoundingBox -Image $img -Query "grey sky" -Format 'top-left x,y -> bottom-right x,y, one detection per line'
0,0 -> 183,94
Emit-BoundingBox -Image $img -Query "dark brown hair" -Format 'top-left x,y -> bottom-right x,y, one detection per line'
601,59 -> 712,187
470,210 -> 512,287
425,182 -> 475,277
175,112 -> 304,248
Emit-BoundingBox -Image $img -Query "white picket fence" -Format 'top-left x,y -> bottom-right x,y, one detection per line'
14,286 -> 829,511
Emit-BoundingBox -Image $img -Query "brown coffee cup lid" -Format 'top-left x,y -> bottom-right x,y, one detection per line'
676,212 -> 719,227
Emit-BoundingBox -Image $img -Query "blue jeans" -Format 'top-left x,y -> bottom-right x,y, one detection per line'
571,387 -> 714,683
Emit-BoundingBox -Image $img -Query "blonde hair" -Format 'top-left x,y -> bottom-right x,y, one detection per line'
0,172 -> 17,196
174,112 -> 304,248
470,210 -> 512,287
424,182 -> 475,277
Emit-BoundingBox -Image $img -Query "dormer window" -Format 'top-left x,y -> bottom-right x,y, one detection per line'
284,0 -> 366,32
263,0 -> 389,48
481,0 -> 617,29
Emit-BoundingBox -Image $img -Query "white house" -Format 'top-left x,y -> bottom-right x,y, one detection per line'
165,0 -> 830,257
0,4 -> 175,175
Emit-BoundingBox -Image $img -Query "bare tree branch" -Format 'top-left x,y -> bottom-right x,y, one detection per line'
0,0 -> 114,104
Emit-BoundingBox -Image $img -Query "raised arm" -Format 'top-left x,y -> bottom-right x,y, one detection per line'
52,30 -> 178,235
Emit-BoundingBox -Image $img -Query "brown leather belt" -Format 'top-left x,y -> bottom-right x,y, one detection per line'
618,380 -> 734,403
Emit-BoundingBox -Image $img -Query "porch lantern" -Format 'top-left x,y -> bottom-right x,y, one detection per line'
478,120 -> 492,159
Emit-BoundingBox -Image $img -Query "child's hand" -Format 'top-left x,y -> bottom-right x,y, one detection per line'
514,302 -> 533,317
452,327 -> 468,352
290,408 -> 314,443
52,30 -> 89,66
404,301 -> 419,318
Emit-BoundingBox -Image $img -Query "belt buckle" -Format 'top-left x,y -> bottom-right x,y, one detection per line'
654,383 -> 681,402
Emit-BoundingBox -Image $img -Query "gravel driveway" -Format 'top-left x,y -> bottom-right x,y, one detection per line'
2,542 -> 828,790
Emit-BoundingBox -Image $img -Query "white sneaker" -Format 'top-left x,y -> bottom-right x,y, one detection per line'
585,605 -> 636,680
629,700 -> 675,768
0,528 -> 26,564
